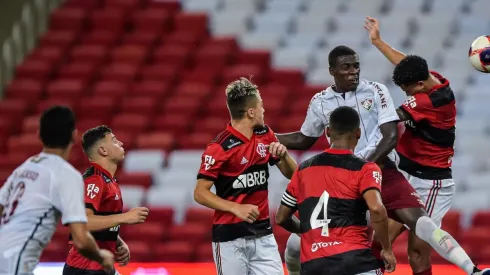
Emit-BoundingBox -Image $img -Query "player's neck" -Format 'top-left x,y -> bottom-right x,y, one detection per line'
329,142 -> 354,152
92,159 -> 118,177
230,120 -> 254,139
42,147 -> 70,160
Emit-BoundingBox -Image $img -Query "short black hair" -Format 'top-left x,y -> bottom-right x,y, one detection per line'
81,125 -> 112,155
39,106 -> 76,148
329,106 -> 360,135
328,45 -> 357,67
392,55 -> 430,86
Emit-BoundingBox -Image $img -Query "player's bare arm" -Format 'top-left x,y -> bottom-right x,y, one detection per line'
275,204 -> 301,234
276,132 -> 318,150
364,16 -> 406,66
85,207 -> 149,231
194,178 -> 260,224
69,222 -> 115,272
365,121 -> 398,163
267,141 -> 297,179
363,189 -> 396,272
396,108 -> 412,122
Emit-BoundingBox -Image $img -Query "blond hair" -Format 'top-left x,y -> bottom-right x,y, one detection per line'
225,77 -> 261,119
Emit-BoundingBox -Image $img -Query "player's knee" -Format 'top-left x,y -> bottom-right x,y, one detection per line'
285,234 -> 301,260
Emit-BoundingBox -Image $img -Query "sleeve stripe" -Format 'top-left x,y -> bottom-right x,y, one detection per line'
283,191 -> 297,202
281,198 -> 296,208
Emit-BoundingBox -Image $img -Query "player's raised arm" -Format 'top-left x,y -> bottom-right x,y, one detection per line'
359,163 -> 396,272
276,93 -> 324,150
275,170 -> 301,233
364,16 -> 406,66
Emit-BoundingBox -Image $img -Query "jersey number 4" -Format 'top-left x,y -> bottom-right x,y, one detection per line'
310,191 -> 331,237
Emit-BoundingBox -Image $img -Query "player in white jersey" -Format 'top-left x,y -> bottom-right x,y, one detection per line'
277,46 -> 486,275
0,106 -> 114,275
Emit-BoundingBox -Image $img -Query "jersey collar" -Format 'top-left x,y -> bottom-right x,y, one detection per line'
90,162 -> 116,182
324,148 -> 353,155
226,123 -> 252,142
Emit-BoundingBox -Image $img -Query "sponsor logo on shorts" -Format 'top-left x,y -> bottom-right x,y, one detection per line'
311,241 -> 342,252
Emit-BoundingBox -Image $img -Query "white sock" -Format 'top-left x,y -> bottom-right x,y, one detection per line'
285,234 -> 301,275
415,216 -> 475,275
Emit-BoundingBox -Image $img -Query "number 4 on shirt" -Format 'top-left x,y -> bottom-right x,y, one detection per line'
310,191 -> 331,237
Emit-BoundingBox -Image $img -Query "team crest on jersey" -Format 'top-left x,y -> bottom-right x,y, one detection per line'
257,143 -> 267,158
361,98 -> 373,111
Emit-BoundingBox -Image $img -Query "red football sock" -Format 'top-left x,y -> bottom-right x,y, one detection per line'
371,240 -> 385,273
413,267 -> 432,275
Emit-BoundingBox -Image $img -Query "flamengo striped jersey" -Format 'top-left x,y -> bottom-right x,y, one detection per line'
0,152 -> 87,274
301,80 -> 400,161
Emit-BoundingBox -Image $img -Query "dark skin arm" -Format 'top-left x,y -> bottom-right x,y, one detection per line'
276,132 -> 319,150
275,205 -> 301,233
396,108 -> 411,122
365,121 -> 398,163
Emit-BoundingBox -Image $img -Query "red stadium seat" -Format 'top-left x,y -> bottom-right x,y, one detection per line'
192,44 -> 233,70
268,69 -> 304,87
117,172 -> 152,189
100,63 -> 139,82
129,81 -> 169,98
195,243 -> 214,262
40,240 -> 68,262
22,115 -> 40,134
274,115 -> 306,133
185,207 -> 214,225
70,44 -> 109,64
35,99 -> 75,115
7,133 -> 42,155
145,207 -> 174,226
135,132 -> 175,151
121,31 -> 160,47
57,62 -> 98,82
104,0 -> 141,11
121,222 -> 166,242
5,79 -> 44,102
162,95 -> 201,116
180,69 -> 221,86
80,30 -> 120,47
222,65 -> 264,85
124,241 -> 152,262
63,0 -> 101,10
176,132 -> 214,149
146,0 -> 181,14
174,13 -> 208,35
111,45 -> 148,65
39,30 -> 78,48
46,79 -> 87,100
29,46 -> 66,64
203,37 -> 238,52
112,131 -> 136,150
139,64 -> 179,82
0,118 -> 15,140
15,60 -> 53,81
235,49 -> 271,68
77,118 -> 107,134
461,227 -> 490,247
198,116 -> 230,134
441,210 -> 461,239
51,224 -> 71,242
152,45 -> 191,68
0,170 -> 12,184
472,211 -> 490,228
77,97 -> 117,120
88,9 -> 126,32
163,31 -> 204,47
0,99 -> 30,119
91,80 -> 129,98
111,114 -> 150,133
152,114 -> 191,135
154,241 -> 194,262
49,7 -> 87,31
130,9 -> 171,33
0,154 -> 32,171
205,95 -> 230,117
119,96 -> 158,116
174,83 -> 212,99
289,97 -> 313,115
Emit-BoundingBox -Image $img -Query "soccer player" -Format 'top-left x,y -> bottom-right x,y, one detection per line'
64,125 -> 149,275
276,106 -> 396,275
276,45 -> 486,275
0,106 -> 114,275
194,77 -> 297,275
364,16 -> 490,275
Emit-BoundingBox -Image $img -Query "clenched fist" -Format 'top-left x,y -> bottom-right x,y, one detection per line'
231,204 -> 260,224
123,207 -> 149,224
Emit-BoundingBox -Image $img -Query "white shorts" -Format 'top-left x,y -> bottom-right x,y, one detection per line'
0,243 -> 42,275
212,234 -> 283,275
405,174 -> 455,227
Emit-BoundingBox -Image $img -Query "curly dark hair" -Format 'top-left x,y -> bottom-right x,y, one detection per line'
392,55 -> 430,86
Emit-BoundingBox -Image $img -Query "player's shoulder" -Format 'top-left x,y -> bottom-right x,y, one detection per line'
298,151 -> 369,171
208,129 -> 244,152
362,80 -> 390,95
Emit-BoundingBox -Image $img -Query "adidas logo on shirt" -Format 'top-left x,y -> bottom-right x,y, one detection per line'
240,157 -> 248,165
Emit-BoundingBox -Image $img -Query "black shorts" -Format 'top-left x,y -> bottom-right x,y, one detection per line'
63,264 -> 116,275
300,249 -> 381,275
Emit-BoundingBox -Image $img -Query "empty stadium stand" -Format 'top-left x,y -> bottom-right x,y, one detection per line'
1,0 -> 490,265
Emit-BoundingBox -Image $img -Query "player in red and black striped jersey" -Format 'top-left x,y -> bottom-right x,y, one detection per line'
276,106 -> 396,275
365,16 -> 489,275
194,78 -> 297,275
64,126 -> 149,275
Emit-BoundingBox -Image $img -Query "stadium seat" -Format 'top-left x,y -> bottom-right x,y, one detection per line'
5,79 -> 44,102
80,30 -> 120,47
77,97 -> 117,120
119,185 -> 146,208
129,80 -> 169,98
117,172 -> 152,189
145,207 -> 174,226
111,114 -> 150,133
49,7 -> 87,31
101,63 -> 140,82
121,222 -> 166,242
15,60 -> 54,81
152,114 -> 192,135
130,9 -> 172,33
195,243 -> 214,262
153,241 -> 194,262
111,45 -> 149,65
168,222 -> 210,243
121,31 -> 160,48
57,62 -> 98,82
185,207 -> 214,225
91,80 -> 129,98
88,9 -> 126,32
46,79 -> 87,100
124,241 -> 153,262
124,150 -> 166,173
69,44 -> 109,64
119,96 -> 158,116
135,132 -> 175,151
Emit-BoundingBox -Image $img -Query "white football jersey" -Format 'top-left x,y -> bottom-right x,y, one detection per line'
301,79 -> 400,160
0,152 -> 87,275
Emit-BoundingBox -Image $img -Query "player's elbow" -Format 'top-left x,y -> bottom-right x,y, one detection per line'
193,185 -> 206,205
368,203 -> 387,218
275,208 -> 289,226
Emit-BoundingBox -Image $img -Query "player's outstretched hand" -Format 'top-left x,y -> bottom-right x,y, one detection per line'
98,249 -> 115,274
364,16 -> 381,43
123,207 -> 149,224
381,249 -> 396,273
266,142 -> 288,158
231,204 -> 260,224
